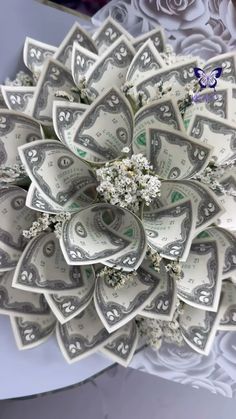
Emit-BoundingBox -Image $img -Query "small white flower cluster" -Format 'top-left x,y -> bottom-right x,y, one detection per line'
52,212 -> 71,238
166,260 -> 183,281
161,44 -> 195,66
76,76 -> 93,103
122,82 -> 139,112
96,153 -> 161,213
161,300 -> 184,346
177,81 -> 201,116
0,164 -> 27,184
5,70 -> 34,86
137,299 -> 184,350
137,316 -> 163,349
23,212 -> 71,239
23,213 -> 51,239
96,266 -> 137,289
146,247 -> 162,271
123,79 -> 172,110
55,90 -> 75,102
145,80 -> 172,105
178,93 -> 194,116
194,165 -> 236,196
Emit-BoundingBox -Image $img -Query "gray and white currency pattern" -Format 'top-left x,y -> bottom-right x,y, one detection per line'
56,302 -> 112,363
94,260 -> 161,332
93,17 -> 133,53
54,22 -> 97,68
147,126 -> 212,179
10,312 -> 56,349
101,320 -> 138,367
19,140 -> 97,211
45,266 -> 94,324
0,271 -> 49,316
60,203 -> 146,271
0,186 -> 36,271
71,87 -> 133,163
23,37 -> 57,75
86,35 -> 135,97
0,110 -> 42,167
143,199 -> 194,261
141,262 -> 177,321
12,232 -> 95,295
177,240 -> 222,312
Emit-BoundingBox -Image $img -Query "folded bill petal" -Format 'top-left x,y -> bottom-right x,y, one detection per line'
144,126 -> 213,180
30,58 -> 79,125
60,203 -> 147,271
179,298 -> 224,355
71,43 -> 98,87
0,186 -> 37,271
52,100 -> 88,148
219,281 -> 236,330
94,259 -> 163,333
132,27 -> 165,53
133,96 -> 185,155
56,301 -> 111,364
0,270 -> 50,316
85,35 -> 135,98
54,22 -> 97,68
12,232 -> 95,295
10,312 -> 56,350
0,110 -> 43,169
198,227 -> 236,280
68,87 -> 134,163
177,238 -> 223,312
18,139 -> 97,212
23,37 -> 57,76
159,180 -> 225,234
100,320 -> 138,367
93,17 -> 134,54
45,270 -> 95,324
126,39 -> 166,85
140,265 -> 177,321
143,199 -> 195,261
1,86 -> 35,116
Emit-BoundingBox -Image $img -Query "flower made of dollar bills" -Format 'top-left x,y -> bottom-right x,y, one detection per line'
0,18 -> 236,365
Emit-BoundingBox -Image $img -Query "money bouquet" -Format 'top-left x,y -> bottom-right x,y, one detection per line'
0,17 -> 236,366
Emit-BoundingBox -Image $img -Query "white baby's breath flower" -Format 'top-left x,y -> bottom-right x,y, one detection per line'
22,212 -> 71,239
161,44 -> 201,67
5,70 -> 34,86
146,248 -> 162,271
193,164 -> 236,196
137,317 -> 163,349
0,164 -> 27,184
165,260 -> 183,281
23,213 -> 51,238
97,266 -> 137,289
137,298 -> 184,350
55,90 -> 75,102
96,154 -> 161,213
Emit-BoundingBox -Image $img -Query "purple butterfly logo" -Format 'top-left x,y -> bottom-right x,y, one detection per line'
194,67 -> 222,90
